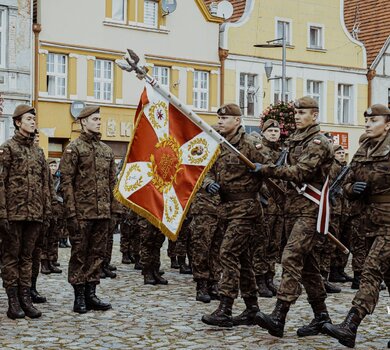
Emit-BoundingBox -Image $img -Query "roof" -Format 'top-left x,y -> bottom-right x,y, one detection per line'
202,0 -> 247,23
344,0 -> 390,68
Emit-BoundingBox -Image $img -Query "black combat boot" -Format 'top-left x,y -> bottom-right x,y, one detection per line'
265,272 -> 277,296
52,261 -> 60,267
107,263 -> 117,271
178,256 -> 192,274
40,259 -> 51,274
30,277 -> 47,304
196,280 -> 211,303
201,295 -> 234,327
85,283 -> 112,311
19,286 -> 42,318
322,307 -> 363,348
351,271 -> 361,290
122,252 -> 132,264
143,268 -> 156,285
49,261 -> 62,274
321,271 -> 341,293
102,264 -> 117,279
72,284 -> 87,314
6,287 -> 25,319
134,255 -> 142,270
297,300 -> 331,337
153,268 -> 168,285
208,282 -> 220,300
338,267 -> 353,282
170,257 -> 180,269
232,296 -> 259,326
329,266 -> 347,283
256,275 -> 273,298
255,299 -> 290,337
59,238 -> 67,248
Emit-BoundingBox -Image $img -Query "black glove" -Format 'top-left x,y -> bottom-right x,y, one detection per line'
66,217 -> 79,234
352,182 -> 368,195
249,163 -> 262,173
0,219 -> 9,234
206,182 -> 220,195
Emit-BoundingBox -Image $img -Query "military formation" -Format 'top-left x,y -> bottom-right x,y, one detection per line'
0,97 -> 389,349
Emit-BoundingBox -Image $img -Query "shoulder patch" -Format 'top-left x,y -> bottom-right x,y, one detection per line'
256,143 -> 262,149
313,139 -> 321,145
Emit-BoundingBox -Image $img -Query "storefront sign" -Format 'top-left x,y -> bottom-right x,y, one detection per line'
330,131 -> 349,149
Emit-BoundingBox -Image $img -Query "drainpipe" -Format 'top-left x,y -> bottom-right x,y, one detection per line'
32,23 -> 41,123
366,68 -> 376,107
218,48 -> 229,106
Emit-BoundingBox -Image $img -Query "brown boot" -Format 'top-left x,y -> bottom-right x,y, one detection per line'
232,296 -> 259,326
19,286 -> 42,318
6,287 -> 25,319
40,259 -> 51,274
201,296 -> 234,327
255,299 -> 290,337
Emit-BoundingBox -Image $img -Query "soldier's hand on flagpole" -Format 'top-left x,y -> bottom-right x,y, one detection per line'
249,163 -> 262,173
352,181 -> 368,195
206,182 -> 220,195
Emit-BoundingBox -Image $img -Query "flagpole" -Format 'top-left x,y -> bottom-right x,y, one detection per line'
116,50 -> 348,255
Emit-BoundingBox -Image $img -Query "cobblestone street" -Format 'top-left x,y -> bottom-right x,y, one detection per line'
0,236 -> 388,350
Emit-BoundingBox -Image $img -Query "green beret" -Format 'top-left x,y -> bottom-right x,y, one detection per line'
262,119 -> 280,132
77,106 -> 100,120
217,103 -> 242,117
294,96 -> 319,109
12,104 -> 35,119
364,104 -> 390,117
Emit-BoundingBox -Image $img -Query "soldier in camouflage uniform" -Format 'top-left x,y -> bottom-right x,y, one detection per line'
174,217 -> 192,274
253,119 -> 284,298
0,104 -> 51,319
60,106 -> 121,313
252,97 -> 334,338
201,104 -> 268,328
120,209 -> 141,268
322,104 -> 390,348
190,187 -> 222,303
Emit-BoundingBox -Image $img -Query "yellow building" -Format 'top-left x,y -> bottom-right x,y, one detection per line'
35,0 -> 223,158
220,0 -> 368,156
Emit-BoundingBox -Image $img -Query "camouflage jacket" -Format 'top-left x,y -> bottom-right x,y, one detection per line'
204,126 -> 268,219
0,131 -> 51,222
59,131 -> 121,220
259,124 -> 333,218
344,131 -> 390,235
190,187 -> 220,216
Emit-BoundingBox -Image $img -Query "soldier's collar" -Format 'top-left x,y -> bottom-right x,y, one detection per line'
290,123 -> 320,141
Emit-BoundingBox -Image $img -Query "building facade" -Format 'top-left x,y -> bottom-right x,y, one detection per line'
0,0 -> 33,144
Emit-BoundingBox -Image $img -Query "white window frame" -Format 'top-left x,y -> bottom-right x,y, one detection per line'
112,0 -> 127,23
47,53 -> 68,98
152,66 -> 170,90
307,23 -> 325,49
239,73 -> 258,117
193,70 -> 209,110
0,8 -> 7,68
337,83 -> 354,124
275,17 -> 292,46
306,80 -> 324,121
144,0 -> 158,28
94,59 -> 114,103
273,77 -> 293,103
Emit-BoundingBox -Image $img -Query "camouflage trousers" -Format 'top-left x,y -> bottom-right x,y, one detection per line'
167,240 -> 176,258
278,217 -> 327,304
218,218 -> 258,300
41,218 -> 61,262
253,214 -> 284,276
349,216 -> 367,273
190,214 -> 223,282
120,218 -> 140,256
1,221 -> 42,289
175,217 -> 192,258
32,227 -> 45,279
103,218 -> 118,264
68,219 -> 109,285
352,234 -> 390,317
139,219 -> 165,270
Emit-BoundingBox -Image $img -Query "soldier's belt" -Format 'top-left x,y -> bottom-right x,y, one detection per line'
220,192 -> 257,202
367,194 -> 390,203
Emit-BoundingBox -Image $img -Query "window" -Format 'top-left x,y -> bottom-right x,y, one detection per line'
309,25 -> 323,49
152,66 -> 170,90
193,70 -> 209,110
0,9 -> 6,67
47,53 -> 67,97
94,59 -> 113,102
276,20 -> 291,45
337,84 -> 353,124
307,80 -> 323,119
144,0 -> 158,27
239,73 -> 257,116
112,0 -> 126,22
274,78 -> 292,103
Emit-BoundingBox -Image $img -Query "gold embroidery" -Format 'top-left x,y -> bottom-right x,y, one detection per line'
148,101 -> 168,130
187,137 -> 209,165
164,195 -> 180,224
124,163 -> 143,193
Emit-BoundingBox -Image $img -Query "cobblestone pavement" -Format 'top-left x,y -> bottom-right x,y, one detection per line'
0,236 -> 389,350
